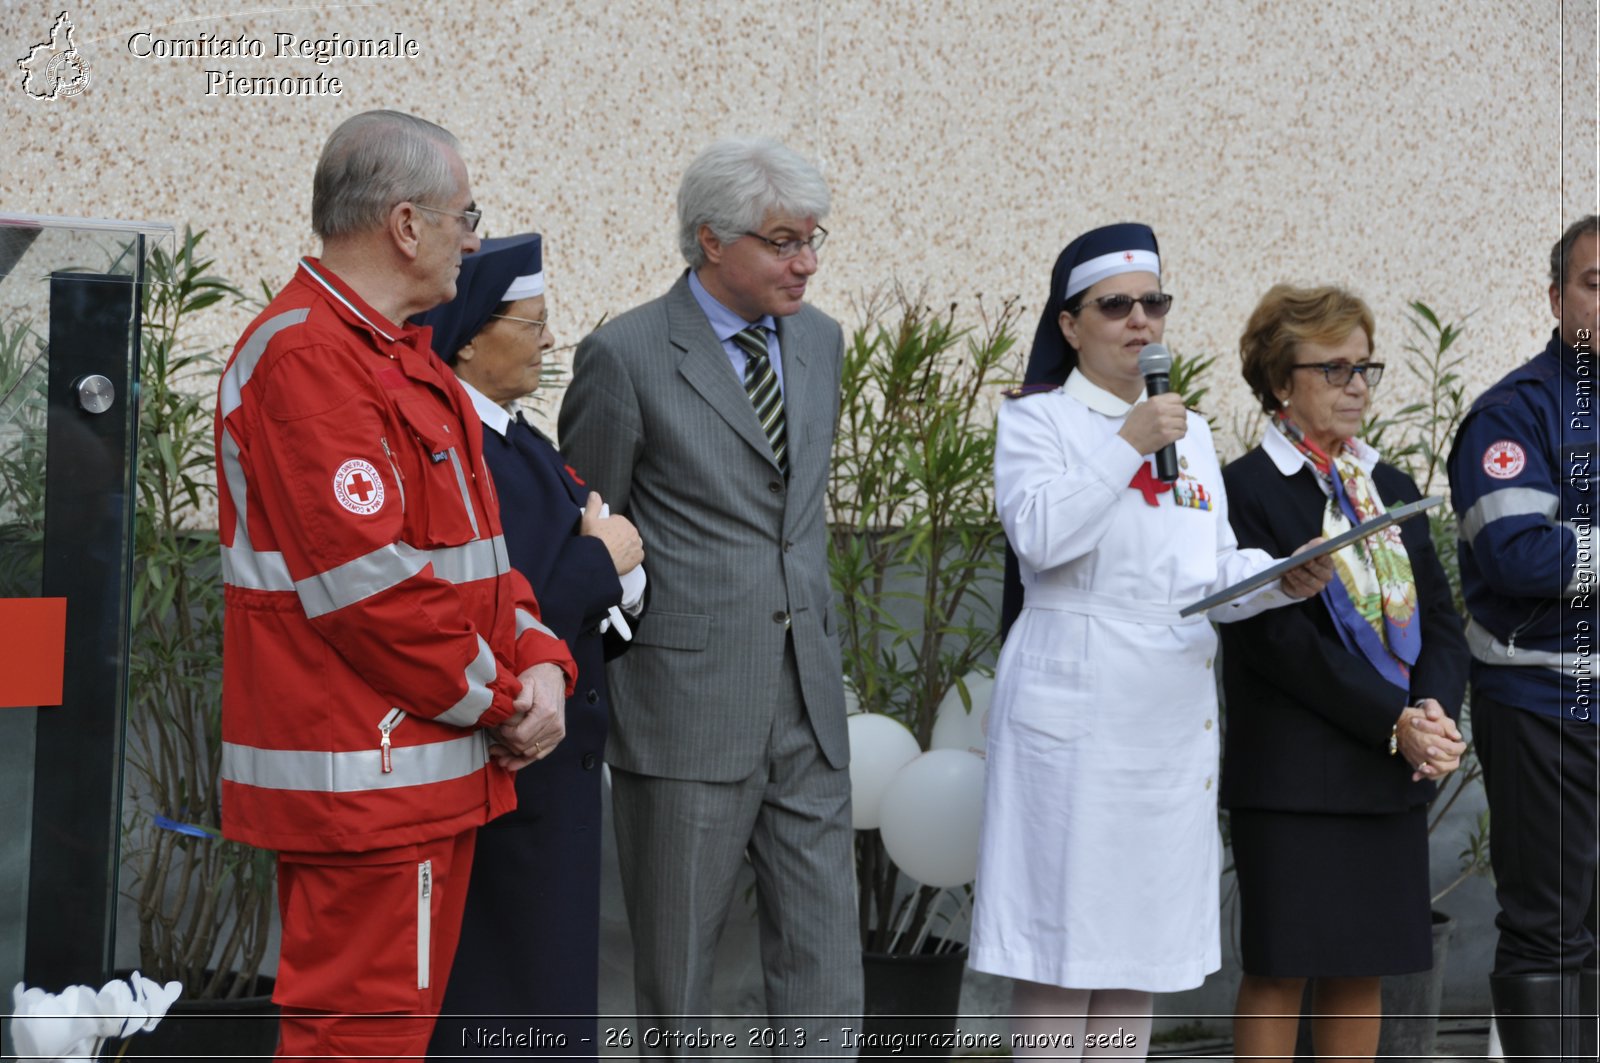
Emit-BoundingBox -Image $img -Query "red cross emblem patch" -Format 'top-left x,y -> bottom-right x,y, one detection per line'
333,458 -> 386,515
1123,251 -> 1135,263
1482,440 -> 1526,480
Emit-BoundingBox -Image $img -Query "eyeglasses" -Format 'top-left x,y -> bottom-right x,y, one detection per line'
743,225 -> 829,260
1073,293 -> 1174,320
489,313 -> 546,337
1293,361 -> 1385,388
415,202 -> 484,233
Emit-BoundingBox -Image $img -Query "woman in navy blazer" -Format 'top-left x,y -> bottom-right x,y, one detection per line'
1219,284 -> 1468,1063
418,234 -> 646,1059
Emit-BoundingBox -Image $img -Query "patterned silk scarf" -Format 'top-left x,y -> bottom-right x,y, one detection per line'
1272,414 -> 1420,689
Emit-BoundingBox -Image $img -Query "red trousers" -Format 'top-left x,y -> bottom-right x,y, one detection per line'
272,829 -> 476,1061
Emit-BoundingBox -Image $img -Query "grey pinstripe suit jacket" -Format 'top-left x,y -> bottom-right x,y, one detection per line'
557,273 -> 849,782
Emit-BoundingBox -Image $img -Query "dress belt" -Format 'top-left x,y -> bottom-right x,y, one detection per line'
1023,585 -> 1204,626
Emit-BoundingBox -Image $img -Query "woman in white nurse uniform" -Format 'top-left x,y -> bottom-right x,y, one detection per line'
969,224 -> 1334,1060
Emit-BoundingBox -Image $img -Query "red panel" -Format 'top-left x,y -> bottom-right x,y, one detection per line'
0,597 -> 67,708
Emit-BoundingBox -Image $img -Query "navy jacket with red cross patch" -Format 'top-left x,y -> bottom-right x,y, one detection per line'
1447,329 -> 1599,720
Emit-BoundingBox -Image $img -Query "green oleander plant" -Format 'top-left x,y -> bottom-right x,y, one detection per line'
827,290 -> 1022,954
122,228 -> 275,999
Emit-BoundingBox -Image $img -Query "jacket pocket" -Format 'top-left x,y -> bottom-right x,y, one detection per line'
392,397 -> 481,546
631,610 -> 710,651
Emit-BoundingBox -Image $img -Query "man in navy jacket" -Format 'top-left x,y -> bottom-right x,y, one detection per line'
1448,215 -> 1599,1063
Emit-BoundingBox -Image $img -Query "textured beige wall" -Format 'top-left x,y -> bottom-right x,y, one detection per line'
3,0 -> 1596,456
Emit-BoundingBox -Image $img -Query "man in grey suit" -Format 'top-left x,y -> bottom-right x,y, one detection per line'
559,138 -> 859,1053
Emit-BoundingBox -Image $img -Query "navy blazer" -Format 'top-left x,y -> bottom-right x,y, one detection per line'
485,414 -> 624,808
1218,446 -> 1469,815
431,411 -> 634,1051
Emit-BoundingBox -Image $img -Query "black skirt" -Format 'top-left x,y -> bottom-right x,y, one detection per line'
1230,806 -> 1434,978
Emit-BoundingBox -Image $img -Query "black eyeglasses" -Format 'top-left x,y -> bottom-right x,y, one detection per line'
743,225 -> 829,260
1293,362 -> 1385,388
415,202 -> 484,233
1073,293 -> 1174,320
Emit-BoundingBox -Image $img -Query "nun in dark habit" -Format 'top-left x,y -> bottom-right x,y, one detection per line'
417,234 -> 645,1059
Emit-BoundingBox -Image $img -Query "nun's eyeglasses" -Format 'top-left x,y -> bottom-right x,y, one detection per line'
743,225 -> 829,260
490,313 -> 546,337
1074,293 -> 1174,320
1292,361 -> 1385,388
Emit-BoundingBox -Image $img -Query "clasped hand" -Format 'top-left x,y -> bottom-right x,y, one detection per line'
488,661 -> 568,772
1395,699 -> 1466,781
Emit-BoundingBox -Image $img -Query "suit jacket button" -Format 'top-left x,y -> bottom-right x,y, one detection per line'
585,689 -> 599,705
773,611 -> 788,625
582,752 -> 598,770
768,480 -> 782,493
784,540 -> 794,552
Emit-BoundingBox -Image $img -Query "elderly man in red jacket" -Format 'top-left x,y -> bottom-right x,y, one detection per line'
214,109 -> 575,1062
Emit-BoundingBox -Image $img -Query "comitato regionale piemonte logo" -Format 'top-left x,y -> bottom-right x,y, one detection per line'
17,11 -> 91,99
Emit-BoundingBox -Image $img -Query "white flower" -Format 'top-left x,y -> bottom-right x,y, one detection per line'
10,973 -> 183,1061
10,982 -> 113,1061
124,970 -> 182,1034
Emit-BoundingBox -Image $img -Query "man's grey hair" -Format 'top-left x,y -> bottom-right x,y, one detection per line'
312,110 -> 461,240
677,137 -> 830,268
1552,214 -> 1600,287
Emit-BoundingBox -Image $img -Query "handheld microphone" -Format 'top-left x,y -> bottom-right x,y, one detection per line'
1137,343 -> 1180,483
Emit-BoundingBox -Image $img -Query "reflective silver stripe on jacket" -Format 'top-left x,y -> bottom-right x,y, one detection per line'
515,608 -> 556,640
219,308 -> 311,419
296,542 -> 429,619
1459,486 -> 1559,544
444,448 -> 479,539
222,731 -> 489,793
433,636 -> 499,728
219,427 -> 296,591
430,536 -> 507,585
289,536 -> 509,617
1465,616 -> 1577,676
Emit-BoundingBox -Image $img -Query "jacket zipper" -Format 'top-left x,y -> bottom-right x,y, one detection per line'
379,436 -> 407,512
377,708 -> 405,774
417,859 -> 432,990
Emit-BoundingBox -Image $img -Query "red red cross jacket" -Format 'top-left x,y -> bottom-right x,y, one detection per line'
215,258 -> 576,854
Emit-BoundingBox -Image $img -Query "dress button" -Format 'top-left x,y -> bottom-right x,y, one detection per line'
1205,777 -> 1213,790
581,752 -> 598,770
768,481 -> 782,493
1204,719 -> 1213,730
585,689 -> 599,705
1204,658 -> 1213,670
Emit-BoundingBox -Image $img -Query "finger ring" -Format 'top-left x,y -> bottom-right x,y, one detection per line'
533,739 -> 542,757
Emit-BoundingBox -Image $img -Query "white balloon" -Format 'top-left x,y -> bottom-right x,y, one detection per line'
877,750 -> 986,887
930,672 -> 994,756
847,712 -> 921,829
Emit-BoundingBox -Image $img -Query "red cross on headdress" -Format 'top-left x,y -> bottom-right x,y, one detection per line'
1123,251 -> 1134,263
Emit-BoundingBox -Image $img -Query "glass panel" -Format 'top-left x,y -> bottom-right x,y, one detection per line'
0,212 -> 171,1003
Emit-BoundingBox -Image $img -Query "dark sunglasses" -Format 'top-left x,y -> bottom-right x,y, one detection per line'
1074,293 -> 1174,320
1292,362 -> 1385,388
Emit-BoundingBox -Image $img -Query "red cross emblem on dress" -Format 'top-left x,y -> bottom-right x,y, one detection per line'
1482,440 -> 1526,480
1129,461 -> 1174,506
333,457 -> 386,515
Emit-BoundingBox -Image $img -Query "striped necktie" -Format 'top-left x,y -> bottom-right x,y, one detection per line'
733,326 -> 788,475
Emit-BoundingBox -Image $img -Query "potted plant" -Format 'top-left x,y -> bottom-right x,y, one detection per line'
826,291 -> 1021,1041
118,229 -> 278,1051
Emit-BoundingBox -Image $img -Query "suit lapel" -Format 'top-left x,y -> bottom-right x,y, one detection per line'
667,275 -> 782,470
